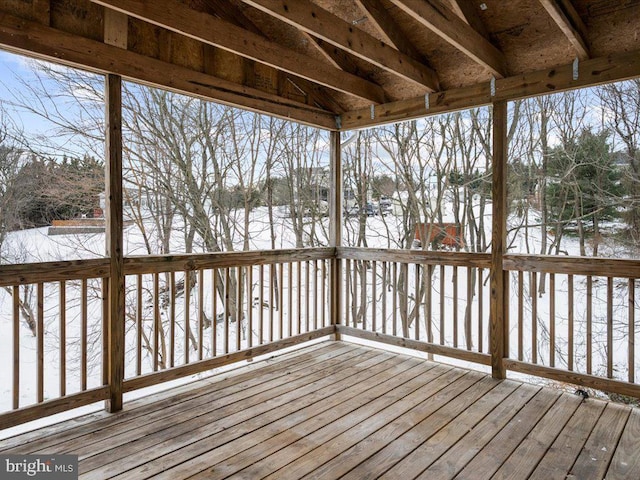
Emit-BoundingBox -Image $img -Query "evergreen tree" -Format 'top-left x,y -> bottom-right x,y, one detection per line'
545,129 -> 623,253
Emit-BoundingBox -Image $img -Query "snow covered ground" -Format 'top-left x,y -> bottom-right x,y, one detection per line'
1,202 -> 638,439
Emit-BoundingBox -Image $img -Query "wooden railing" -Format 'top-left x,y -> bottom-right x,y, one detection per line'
0,248 -> 334,429
121,248 -> 333,391
2,247 -> 639,429
0,259 -> 111,428
503,254 -> 640,398
336,247 -> 492,366
336,248 -> 640,400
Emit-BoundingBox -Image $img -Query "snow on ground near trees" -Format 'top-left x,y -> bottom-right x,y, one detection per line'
1,203 -> 638,439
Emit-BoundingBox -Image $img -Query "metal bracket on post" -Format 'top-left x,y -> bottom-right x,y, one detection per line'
425,94 -> 430,111
335,115 -> 342,130
573,57 -> 579,81
370,104 -> 375,120
490,76 -> 496,97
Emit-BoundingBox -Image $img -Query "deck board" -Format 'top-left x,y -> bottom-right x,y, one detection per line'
1,340 -> 639,480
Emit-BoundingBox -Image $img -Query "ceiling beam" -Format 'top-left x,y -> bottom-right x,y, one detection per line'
341,48 -> 640,129
205,0 -> 347,112
447,0 -> 490,39
539,0 -> 589,60
240,0 -> 440,91
89,0 -> 385,104
0,11 -> 337,129
354,0 -> 428,64
387,0 -> 507,78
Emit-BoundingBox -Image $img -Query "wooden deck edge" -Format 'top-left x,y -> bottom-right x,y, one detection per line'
0,386 -> 110,431
122,326 -> 337,392
504,359 -> 640,398
337,326 -> 491,366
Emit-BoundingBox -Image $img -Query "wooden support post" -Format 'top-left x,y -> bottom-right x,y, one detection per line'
329,130 -> 342,340
105,74 -> 125,412
490,100 -> 507,379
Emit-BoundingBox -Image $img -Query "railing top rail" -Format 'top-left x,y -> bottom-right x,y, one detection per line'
124,247 -> 335,275
504,254 -> 640,278
0,258 -> 110,287
337,246 -> 492,268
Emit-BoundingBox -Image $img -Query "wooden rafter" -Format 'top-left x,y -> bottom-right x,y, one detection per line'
205,0 -> 347,113
354,0 -> 429,64
90,0 -> 385,104
387,0 -> 507,78
240,0 -> 440,91
0,11 -> 337,129
539,0 -> 590,60
447,0 -> 490,39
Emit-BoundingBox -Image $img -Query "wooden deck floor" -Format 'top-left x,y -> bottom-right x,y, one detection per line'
2,341 -> 639,479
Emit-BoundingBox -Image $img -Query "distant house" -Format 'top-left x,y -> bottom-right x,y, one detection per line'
414,222 -> 464,250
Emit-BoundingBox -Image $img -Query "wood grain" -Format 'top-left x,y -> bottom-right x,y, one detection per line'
3,342 -> 638,480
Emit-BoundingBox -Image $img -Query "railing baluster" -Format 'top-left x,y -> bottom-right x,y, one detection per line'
136,274 -> 143,375
59,281 -> 66,397
414,263 -> 419,341
212,268 -> 217,356
372,260 -> 377,333
353,260 -> 359,328
224,268 -> 230,355
237,266 -> 242,352
453,266 -> 458,348
199,269 -> 204,361
478,268 -> 483,354
440,265 -> 445,345
185,271 -> 192,363
280,262 -> 285,337
321,259 -> 327,328
587,275 -> 593,374
153,274 -> 160,371
305,261 -> 310,333
518,271 -> 523,361
13,285 -> 19,410
392,262 -> 398,337
247,266 -> 253,348
81,279 -> 87,391
401,263 -> 408,337
568,274 -> 574,371
629,278 -> 635,383
259,264 -> 264,343
102,277 -> 108,386
504,269 -> 509,357
170,272 -> 176,367
297,261 -> 302,334
607,276 -> 613,379
345,259 -> 351,328
466,267 -> 472,351
313,260 -> 318,331
382,262 -> 388,335
550,273 -> 555,368
288,262 -> 293,336
37,282 -> 44,403
531,271 -> 537,364
268,264 -> 274,342
426,264 -> 432,347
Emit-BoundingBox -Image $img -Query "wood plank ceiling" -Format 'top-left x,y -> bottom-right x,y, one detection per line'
0,0 -> 639,129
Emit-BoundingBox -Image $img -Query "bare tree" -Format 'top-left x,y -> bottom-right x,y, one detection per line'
598,80 -> 640,246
